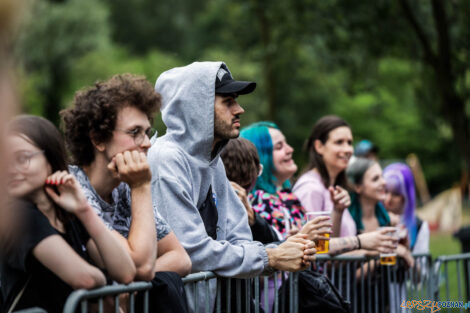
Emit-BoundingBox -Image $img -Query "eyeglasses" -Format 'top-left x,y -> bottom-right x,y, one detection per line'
8,150 -> 45,172
115,127 -> 156,146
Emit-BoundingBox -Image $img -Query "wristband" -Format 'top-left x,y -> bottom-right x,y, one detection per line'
356,235 -> 361,249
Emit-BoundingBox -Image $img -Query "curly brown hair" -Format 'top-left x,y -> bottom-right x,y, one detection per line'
61,74 -> 161,166
221,138 -> 260,191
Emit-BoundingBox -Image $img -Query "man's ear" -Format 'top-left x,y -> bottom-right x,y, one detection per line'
314,139 -> 324,156
90,131 -> 106,152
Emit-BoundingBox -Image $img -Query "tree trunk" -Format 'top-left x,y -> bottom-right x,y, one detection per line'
253,0 -> 276,121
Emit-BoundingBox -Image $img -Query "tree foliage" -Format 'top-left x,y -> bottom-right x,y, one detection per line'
16,0 -> 470,194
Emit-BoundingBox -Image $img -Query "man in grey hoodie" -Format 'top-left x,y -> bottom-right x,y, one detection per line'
148,62 -> 315,280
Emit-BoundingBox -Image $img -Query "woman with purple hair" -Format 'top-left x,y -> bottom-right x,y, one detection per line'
383,163 -> 430,254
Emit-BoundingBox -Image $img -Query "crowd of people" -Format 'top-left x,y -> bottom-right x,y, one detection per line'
0,61 -> 429,313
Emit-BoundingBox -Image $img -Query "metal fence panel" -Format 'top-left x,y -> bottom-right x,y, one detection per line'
58,252 -> 470,313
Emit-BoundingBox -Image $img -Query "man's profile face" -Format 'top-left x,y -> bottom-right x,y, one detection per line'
214,93 -> 245,141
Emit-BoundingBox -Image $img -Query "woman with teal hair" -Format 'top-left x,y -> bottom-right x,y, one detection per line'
240,121 -> 307,238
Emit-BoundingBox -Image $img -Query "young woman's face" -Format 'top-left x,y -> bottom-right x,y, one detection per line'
6,134 -> 51,199
384,191 -> 405,215
269,128 -> 297,185
315,126 -> 353,174
357,163 -> 386,202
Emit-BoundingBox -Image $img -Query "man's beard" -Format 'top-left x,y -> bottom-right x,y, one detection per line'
214,118 -> 239,140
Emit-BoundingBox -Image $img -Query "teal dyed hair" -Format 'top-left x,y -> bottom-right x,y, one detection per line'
241,121 -> 291,194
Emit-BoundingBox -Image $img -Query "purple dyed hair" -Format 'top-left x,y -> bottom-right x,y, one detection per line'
383,163 -> 418,248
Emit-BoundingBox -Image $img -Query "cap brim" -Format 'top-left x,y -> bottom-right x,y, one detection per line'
215,81 -> 256,95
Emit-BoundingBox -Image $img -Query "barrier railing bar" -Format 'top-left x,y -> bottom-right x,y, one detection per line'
236,279 -> 241,313
338,261 -> 343,296
143,290 -> 149,313
289,273 -> 293,313
254,277 -> 259,313
205,279 -> 210,313
227,278 -> 231,313
114,294 -> 119,313
263,276 -> 268,312
359,261 -> 366,312
129,292 -> 134,313
274,273 -> 279,313
216,278 -> 222,313
99,297 -> 103,313
374,259 -> 379,313
245,279 -> 250,313
457,259 -> 463,312
80,299 -> 86,313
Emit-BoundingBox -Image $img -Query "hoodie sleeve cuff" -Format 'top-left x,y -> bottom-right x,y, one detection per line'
260,243 -> 278,276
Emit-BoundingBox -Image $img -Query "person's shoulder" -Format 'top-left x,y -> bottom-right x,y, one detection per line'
148,138 -> 187,163
68,165 -> 92,189
294,172 -> 326,194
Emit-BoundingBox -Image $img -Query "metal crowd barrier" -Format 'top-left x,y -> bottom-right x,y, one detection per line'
182,271 -> 299,313
62,281 -> 152,313
315,253 -> 433,313
431,252 -> 470,312
60,252 -> 470,313
13,309 -> 48,313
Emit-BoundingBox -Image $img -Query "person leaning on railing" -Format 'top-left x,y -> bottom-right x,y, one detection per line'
293,116 -> 399,255
383,163 -> 430,256
1,116 -> 135,313
346,157 -> 414,267
240,120 -> 397,256
148,62 -> 315,312
61,74 -> 191,313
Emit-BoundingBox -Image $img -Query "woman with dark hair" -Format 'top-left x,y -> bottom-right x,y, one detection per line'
1,115 -> 135,313
293,115 -> 355,238
221,138 -> 280,244
294,116 -> 396,253
241,121 -> 396,254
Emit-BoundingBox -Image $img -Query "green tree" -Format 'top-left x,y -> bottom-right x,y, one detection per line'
17,0 -> 109,124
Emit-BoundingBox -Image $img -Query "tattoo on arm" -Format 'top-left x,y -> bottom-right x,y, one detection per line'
329,236 -> 360,255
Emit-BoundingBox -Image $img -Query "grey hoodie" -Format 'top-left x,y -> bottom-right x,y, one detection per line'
148,61 -> 269,278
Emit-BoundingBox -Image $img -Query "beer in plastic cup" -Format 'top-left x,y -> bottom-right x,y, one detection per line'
379,226 -> 399,266
379,253 -> 397,266
306,211 -> 331,254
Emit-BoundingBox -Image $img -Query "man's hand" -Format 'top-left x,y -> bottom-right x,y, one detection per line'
328,186 -> 351,212
267,234 -> 316,272
45,171 -> 90,215
230,181 -> 255,226
299,216 -> 332,242
107,151 -> 151,189
358,227 -> 398,253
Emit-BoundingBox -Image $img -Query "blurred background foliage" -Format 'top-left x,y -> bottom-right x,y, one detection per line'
13,0 -> 470,196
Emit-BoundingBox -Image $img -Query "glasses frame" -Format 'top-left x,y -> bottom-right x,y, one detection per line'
10,150 -> 45,172
115,127 -> 156,146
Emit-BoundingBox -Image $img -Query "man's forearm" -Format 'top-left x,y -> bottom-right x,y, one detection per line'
128,183 -> 157,279
328,236 -> 360,256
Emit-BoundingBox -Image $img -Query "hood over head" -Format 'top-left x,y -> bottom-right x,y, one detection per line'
155,61 -> 229,163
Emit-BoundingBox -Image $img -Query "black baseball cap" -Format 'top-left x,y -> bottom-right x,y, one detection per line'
215,67 -> 256,95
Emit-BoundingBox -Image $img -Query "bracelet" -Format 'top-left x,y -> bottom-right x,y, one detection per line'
356,235 -> 362,249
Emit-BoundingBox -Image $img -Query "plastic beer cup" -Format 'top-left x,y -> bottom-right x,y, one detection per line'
379,227 -> 399,266
306,211 -> 331,254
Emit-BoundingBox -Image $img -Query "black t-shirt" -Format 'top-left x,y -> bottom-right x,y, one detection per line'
1,200 -> 91,313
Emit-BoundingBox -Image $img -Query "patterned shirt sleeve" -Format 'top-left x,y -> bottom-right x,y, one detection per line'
69,165 -> 115,231
154,205 -> 171,240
